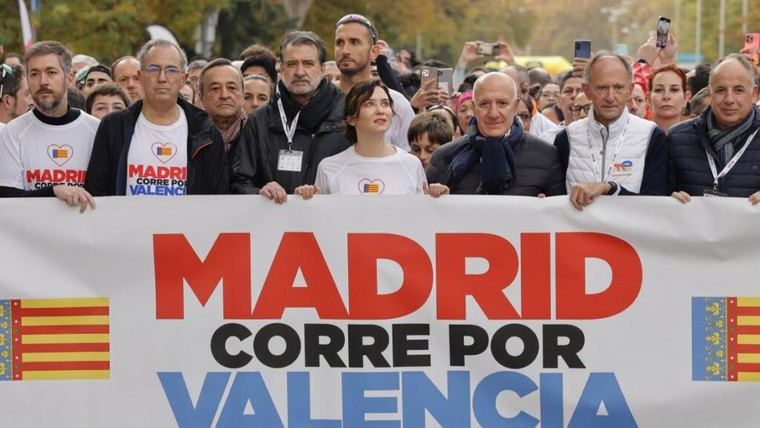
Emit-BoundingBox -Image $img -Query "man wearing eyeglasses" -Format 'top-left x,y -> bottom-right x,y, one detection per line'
553,52 -> 669,210
0,64 -> 31,129
85,39 -> 227,197
0,41 -> 99,211
334,14 -> 413,151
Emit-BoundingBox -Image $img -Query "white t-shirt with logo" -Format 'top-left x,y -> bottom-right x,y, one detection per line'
126,110 -> 188,196
0,110 -> 99,191
315,145 -> 427,195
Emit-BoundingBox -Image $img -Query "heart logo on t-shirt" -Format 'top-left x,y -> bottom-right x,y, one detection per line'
47,144 -> 74,167
151,143 -> 177,164
358,178 -> 385,195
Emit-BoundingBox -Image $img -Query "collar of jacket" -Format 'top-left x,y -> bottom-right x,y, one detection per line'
587,106 -> 630,140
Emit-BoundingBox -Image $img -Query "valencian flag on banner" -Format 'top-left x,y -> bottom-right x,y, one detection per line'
0,298 -> 109,381
692,297 -> 760,382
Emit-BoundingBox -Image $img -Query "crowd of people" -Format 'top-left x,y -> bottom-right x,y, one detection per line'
1,13 -> 760,212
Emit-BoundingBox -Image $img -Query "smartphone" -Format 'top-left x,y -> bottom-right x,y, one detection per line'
437,68 -> 453,95
420,66 -> 437,90
744,33 -> 760,64
477,42 -> 500,56
574,40 -> 591,59
656,17 -> 671,49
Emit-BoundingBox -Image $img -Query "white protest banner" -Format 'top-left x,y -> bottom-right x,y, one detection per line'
1,195 -> 760,427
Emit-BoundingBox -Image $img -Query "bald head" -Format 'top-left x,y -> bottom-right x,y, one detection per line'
472,72 -> 520,138
474,72 -> 518,101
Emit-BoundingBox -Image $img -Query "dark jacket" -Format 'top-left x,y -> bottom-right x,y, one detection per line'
669,109 -> 760,197
84,98 -> 228,196
230,81 -> 349,194
427,128 -> 566,196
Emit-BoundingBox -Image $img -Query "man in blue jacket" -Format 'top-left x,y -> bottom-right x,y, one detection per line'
669,54 -> 760,204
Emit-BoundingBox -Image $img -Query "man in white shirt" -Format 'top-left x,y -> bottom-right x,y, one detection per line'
85,40 -> 227,196
334,13 -> 413,151
0,41 -> 98,211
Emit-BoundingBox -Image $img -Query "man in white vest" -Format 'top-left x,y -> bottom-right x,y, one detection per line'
553,52 -> 669,210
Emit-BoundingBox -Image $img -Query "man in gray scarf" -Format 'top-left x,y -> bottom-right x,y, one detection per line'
669,54 -> 760,204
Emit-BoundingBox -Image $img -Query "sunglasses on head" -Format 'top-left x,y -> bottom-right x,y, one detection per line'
336,14 -> 378,44
1,63 -> 14,98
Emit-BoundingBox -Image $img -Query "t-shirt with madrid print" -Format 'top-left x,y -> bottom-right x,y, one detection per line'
126,110 -> 188,196
0,108 -> 99,192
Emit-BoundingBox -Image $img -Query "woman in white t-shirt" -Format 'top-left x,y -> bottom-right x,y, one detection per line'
295,80 -> 448,198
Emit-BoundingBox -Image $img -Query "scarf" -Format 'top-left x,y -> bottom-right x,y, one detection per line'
447,118 -> 522,194
277,78 -> 337,133
706,107 -> 758,165
219,109 -> 247,153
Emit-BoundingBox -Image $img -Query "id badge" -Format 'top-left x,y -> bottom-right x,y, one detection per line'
277,149 -> 303,172
703,188 -> 728,197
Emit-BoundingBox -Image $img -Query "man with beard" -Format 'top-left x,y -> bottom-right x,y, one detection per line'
334,14 -> 413,151
231,31 -> 349,202
0,41 -> 98,211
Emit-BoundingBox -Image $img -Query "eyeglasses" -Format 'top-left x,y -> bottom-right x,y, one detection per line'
143,64 -> 182,78
336,14 -> 378,43
1,63 -> 13,98
570,104 -> 593,114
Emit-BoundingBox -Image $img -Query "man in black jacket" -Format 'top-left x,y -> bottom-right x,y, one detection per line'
231,31 -> 349,202
85,40 -> 227,196
670,54 -> 760,204
427,72 -> 565,196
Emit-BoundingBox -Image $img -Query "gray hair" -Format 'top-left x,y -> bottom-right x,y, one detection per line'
136,39 -> 188,72
583,51 -> 633,83
24,41 -> 73,75
279,31 -> 327,65
710,53 -> 757,88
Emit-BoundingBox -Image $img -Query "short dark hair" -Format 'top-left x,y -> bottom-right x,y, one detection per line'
335,14 -> 379,44
198,58 -> 243,96
408,112 -> 453,146
85,83 -> 130,113
1,64 -> 25,98
279,31 -> 327,65
67,86 -> 86,110
687,63 -> 711,95
344,79 -> 394,144
240,48 -> 277,83
24,41 -> 72,75
2,52 -> 23,64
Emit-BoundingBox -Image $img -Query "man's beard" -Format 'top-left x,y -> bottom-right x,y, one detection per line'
338,57 -> 368,77
33,92 -> 64,116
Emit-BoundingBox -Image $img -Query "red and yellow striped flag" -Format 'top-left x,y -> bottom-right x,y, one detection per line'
0,297 -> 110,381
